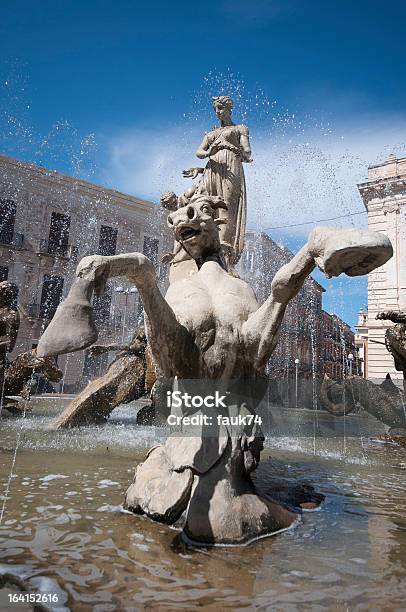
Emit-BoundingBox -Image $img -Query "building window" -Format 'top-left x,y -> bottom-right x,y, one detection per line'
0,266 -> 8,281
98,225 -> 117,256
0,199 -> 16,245
143,236 -> 159,266
39,274 -> 64,319
93,284 -> 112,327
82,350 -> 108,378
48,212 -> 70,256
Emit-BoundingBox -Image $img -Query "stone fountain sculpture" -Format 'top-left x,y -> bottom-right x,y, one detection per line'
182,95 -> 251,266
52,327 -> 149,428
0,281 -> 20,413
165,95 -> 252,283
321,310 -> 406,437
320,373 -> 406,429
37,97 -> 393,545
0,280 -> 62,415
377,310 -> 406,395
3,349 -> 62,414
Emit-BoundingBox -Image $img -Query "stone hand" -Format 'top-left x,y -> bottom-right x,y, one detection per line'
76,252 -> 156,290
182,167 -> 203,179
308,226 -> 393,279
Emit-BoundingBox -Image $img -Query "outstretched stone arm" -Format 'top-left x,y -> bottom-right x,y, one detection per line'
88,342 -> 130,356
243,226 -> 393,371
86,254 -> 199,376
243,244 -> 315,370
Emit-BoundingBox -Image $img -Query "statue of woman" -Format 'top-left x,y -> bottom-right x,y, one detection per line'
183,96 -> 252,265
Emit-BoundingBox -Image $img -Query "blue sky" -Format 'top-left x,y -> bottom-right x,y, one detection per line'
1,0 -> 405,325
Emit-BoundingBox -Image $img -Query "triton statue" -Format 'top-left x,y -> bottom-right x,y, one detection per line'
37,188 -> 393,544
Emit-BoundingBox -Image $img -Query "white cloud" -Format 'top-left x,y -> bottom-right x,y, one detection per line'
101,114 -> 406,240
100,125 -> 198,205
99,114 -> 405,326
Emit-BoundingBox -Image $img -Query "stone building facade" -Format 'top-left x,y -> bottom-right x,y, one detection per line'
354,309 -> 368,378
320,311 -> 358,379
0,154 -> 170,392
357,154 -> 406,382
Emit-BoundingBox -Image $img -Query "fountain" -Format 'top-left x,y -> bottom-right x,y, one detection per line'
35,96 -> 394,545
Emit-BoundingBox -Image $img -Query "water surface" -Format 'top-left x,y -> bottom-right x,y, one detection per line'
1,406 -> 405,610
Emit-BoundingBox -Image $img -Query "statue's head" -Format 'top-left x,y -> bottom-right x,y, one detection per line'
160,191 -> 178,211
167,194 -> 227,261
212,96 -> 233,122
0,281 -> 18,309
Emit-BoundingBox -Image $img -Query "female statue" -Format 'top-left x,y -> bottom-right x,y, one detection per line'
183,96 -> 252,265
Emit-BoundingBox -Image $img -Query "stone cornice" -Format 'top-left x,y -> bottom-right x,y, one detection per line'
0,153 -> 156,216
358,175 -> 406,207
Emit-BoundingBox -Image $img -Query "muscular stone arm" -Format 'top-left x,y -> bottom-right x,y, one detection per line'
76,253 -> 199,377
242,244 -> 315,370
242,225 -> 393,371
88,342 -> 130,356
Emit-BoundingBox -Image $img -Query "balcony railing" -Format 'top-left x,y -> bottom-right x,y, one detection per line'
0,232 -> 25,248
37,239 -> 78,259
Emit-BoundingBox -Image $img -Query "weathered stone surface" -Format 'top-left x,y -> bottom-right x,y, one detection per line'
309,226 -> 393,279
165,424 -> 229,475
377,310 -> 406,395
321,374 -> 406,428
52,329 -> 147,428
5,349 -> 62,398
0,281 -> 20,414
37,278 -> 98,358
322,310 -> 406,430
124,446 -> 193,524
136,404 -> 167,426
184,438 -> 297,545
